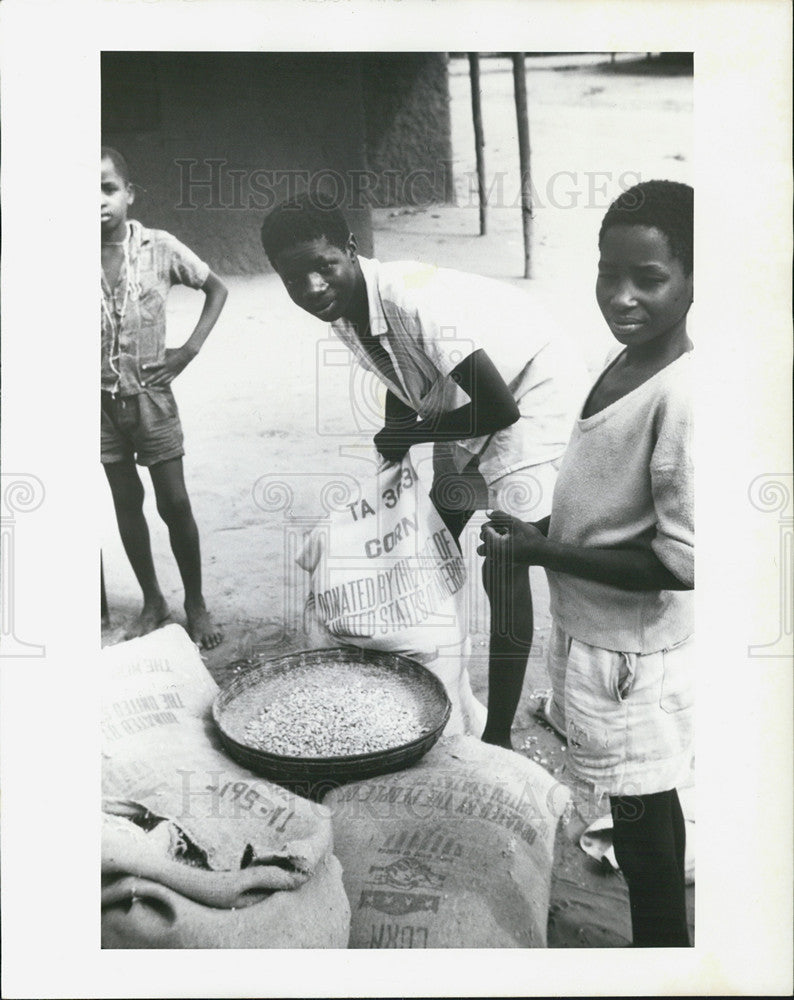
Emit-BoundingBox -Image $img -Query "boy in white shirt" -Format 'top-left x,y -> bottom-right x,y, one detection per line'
261,194 -> 586,748
480,180 -> 695,947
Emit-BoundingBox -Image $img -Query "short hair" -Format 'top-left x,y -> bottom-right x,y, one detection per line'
260,192 -> 351,266
599,180 -> 693,275
101,146 -> 131,184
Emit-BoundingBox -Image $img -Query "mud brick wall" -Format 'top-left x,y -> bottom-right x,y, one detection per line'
102,52 -> 454,275
102,52 -> 372,275
361,53 -> 455,208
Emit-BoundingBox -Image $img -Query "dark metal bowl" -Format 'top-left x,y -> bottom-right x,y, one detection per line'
212,646 -> 451,797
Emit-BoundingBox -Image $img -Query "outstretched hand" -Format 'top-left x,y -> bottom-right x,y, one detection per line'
477,510 -> 548,564
141,347 -> 195,387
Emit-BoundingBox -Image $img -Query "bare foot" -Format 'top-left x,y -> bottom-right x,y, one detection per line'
124,596 -> 171,640
530,689 -> 567,739
185,599 -> 223,650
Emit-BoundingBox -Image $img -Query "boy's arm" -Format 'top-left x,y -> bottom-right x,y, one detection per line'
373,390 -> 419,463
374,349 -> 519,461
478,514 -> 692,591
532,514 -> 551,537
179,271 -> 229,359
142,271 -> 228,387
384,388 -> 419,429
481,369 -> 694,592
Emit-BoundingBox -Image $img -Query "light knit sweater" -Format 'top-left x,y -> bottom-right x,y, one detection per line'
547,350 -> 693,653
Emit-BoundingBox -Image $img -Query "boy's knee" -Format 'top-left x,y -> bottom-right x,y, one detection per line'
481,560 -> 531,599
156,492 -> 192,526
111,479 -> 145,513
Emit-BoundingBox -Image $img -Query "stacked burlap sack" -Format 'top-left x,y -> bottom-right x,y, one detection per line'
101,624 -> 350,948
324,734 -> 570,948
102,624 -> 569,949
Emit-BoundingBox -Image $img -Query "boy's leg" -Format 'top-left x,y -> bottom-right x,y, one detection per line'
431,458 -> 537,749
478,463 -> 558,749
148,457 -> 222,650
480,555 -> 533,749
429,466 -> 484,545
103,460 -> 170,638
609,789 -> 690,947
669,785 -> 688,882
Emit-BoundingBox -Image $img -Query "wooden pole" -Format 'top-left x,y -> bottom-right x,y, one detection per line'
512,52 -> 533,278
468,53 -> 487,235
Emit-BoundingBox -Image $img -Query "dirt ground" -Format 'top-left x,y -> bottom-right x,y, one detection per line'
101,54 -> 694,947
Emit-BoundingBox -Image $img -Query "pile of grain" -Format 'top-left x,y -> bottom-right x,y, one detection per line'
243,666 -> 428,758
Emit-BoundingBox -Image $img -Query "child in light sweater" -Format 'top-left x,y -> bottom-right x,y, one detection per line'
479,180 -> 694,947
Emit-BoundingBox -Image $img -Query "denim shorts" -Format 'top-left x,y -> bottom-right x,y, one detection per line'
101,388 -> 184,467
547,623 -> 695,819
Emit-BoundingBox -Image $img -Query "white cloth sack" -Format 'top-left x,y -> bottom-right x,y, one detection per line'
298,448 -> 485,737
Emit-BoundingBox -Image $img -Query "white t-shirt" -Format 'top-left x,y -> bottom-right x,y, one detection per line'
331,257 -> 588,483
547,350 -> 694,653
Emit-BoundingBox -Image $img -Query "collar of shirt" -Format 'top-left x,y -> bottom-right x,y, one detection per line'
102,220 -> 150,303
358,255 -> 390,337
330,255 -> 388,339
330,256 -> 411,402
123,220 -> 151,289
101,220 -> 153,395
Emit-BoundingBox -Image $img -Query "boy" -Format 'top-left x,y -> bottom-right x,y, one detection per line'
260,193 -> 587,747
101,147 -> 227,649
480,180 -> 695,946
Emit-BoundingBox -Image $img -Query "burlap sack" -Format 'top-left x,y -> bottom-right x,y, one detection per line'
324,734 -> 569,948
101,843 -> 348,949
101,624 -> 350,948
